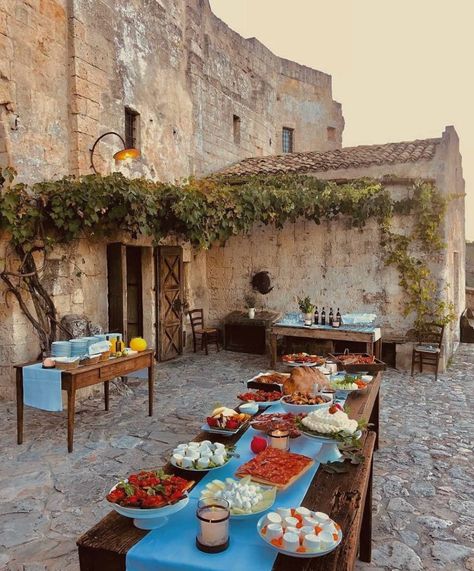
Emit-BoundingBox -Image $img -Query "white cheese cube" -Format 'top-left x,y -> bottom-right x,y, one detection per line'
282,532 -> 299,551
197,457 -> 210,469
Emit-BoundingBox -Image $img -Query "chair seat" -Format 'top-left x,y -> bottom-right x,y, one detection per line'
195,327 -> 217,335
414,344 -> 440,354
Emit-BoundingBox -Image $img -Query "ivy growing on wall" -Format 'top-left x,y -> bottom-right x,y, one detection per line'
0,168 -> 454,352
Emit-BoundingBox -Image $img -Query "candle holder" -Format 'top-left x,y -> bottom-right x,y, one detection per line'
268,429 -> 290,451
196,498 -> 230,553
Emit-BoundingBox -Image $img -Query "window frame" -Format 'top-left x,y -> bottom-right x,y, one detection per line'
125,107 -> 140,149
282,127 -> 294,153
233,114 -> 241,145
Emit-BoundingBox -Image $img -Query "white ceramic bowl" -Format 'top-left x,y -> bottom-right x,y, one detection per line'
107,483 -> 189,530
279,394 -> 332,414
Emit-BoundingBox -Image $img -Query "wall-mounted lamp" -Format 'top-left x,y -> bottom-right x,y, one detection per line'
89,131 -> 140,174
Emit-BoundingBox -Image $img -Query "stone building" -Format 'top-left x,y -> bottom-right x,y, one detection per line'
0,0 -> 466,398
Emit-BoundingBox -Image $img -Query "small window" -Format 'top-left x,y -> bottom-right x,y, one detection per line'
327,127 -> 336,142
233,114 -> 241,145
125,107 -> 140,149
282,127 -> 294,153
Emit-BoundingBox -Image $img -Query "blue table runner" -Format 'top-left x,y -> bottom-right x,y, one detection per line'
126,399 -> 346,571
23,363 -> 63,412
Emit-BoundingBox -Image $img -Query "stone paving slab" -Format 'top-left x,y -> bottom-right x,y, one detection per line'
0,346 -> 473,570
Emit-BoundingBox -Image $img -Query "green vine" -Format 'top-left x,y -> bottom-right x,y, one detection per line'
382,180 -> 455,334
0,170 -> 454,350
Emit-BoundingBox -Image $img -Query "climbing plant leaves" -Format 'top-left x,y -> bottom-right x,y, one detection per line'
0,170 -> 454,333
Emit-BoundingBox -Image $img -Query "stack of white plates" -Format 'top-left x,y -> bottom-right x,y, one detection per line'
82,336 -> 99,349
51,341 -> 71,358
70,338 -> 89,358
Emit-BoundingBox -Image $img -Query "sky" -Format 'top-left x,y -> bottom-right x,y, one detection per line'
209,0 -> 473,240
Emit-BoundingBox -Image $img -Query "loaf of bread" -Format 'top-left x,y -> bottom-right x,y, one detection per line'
282,366 -> 330,395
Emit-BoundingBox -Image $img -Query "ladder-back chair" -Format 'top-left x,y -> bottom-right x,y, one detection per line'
188,309 -> 220,355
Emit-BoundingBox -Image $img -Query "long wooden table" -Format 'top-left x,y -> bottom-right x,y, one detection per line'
16,350 -> 155,453
77,373 -> 381,570
270,323 -> 382,368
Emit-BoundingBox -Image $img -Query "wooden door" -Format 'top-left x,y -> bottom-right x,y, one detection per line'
156,246 -> 183,361
126,246 -> 143,342
107,243 -> 127,339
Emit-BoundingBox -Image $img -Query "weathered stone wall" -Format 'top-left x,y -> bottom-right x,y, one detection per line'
0,0 -> 70,175
466,242 -> 474,287
466,287 -> 474,311
205,127 -> 465,370
0,0 -> 342,181
206,201 -> 411,334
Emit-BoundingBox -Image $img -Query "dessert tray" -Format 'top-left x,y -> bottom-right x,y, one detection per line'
257,507 -> 342,558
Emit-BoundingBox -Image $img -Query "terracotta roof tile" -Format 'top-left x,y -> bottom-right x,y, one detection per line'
217,138 -> 441,177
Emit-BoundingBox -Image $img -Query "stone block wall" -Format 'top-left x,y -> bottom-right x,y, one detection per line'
0,0 -> 70,176
466,242 -> 474,287
0,0 -> 343,182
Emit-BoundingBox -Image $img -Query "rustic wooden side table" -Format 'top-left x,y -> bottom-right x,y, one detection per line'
15,350 -> 155,453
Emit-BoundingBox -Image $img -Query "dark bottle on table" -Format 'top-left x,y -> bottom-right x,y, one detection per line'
329,307 -> 334,324
333,308 -> 341,328
314,306 -> 319,325
321,307 -> 326,325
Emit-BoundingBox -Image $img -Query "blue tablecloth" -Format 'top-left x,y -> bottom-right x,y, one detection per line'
126,399 -> 346,571
23,363 -> 62,412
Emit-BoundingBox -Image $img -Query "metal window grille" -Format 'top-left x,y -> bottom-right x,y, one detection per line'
125,107 -> 139,148
282,127 -> 294,153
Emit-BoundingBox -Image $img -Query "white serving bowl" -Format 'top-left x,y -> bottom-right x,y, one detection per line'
107,483 -> 189,530
279,394 -> 332,415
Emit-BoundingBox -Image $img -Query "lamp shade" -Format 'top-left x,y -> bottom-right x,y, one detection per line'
113,147 -> 141,161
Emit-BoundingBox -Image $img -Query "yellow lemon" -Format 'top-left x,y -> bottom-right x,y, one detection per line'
130,337 -> 147,352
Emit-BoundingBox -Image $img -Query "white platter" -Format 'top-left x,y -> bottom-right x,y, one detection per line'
257,512 -> 342,558
284,360 -> 320,368
238,398 -> 279,410
107,483 -> 189,530
170,456 -> 232,472
200,478 -> 276,519
279,394 -> 332,415
246,371 -> 289,387
201,422 -> 247,436
301,429 -> 362,463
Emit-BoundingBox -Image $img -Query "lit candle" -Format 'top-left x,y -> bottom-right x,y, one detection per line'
269,429 -> 290,451
196,498 -> 230,553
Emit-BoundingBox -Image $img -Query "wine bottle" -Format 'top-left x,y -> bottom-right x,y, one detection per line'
333,307 -> 341,328
314,306 -> 319,325
329,307 -> 334,324
321,307 -> 326,325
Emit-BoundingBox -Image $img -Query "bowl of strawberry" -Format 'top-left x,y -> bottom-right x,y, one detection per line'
238,389 -> 282,409
106,469 -> 194,529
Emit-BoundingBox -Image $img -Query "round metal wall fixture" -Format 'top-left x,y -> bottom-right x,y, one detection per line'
252,271 -> 273,295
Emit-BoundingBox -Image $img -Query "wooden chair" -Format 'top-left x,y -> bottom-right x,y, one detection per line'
188,309 -> 220,355
411,323 -> 445,381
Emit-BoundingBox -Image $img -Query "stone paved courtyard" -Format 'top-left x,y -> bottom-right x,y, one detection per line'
0,345 -> 473,570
